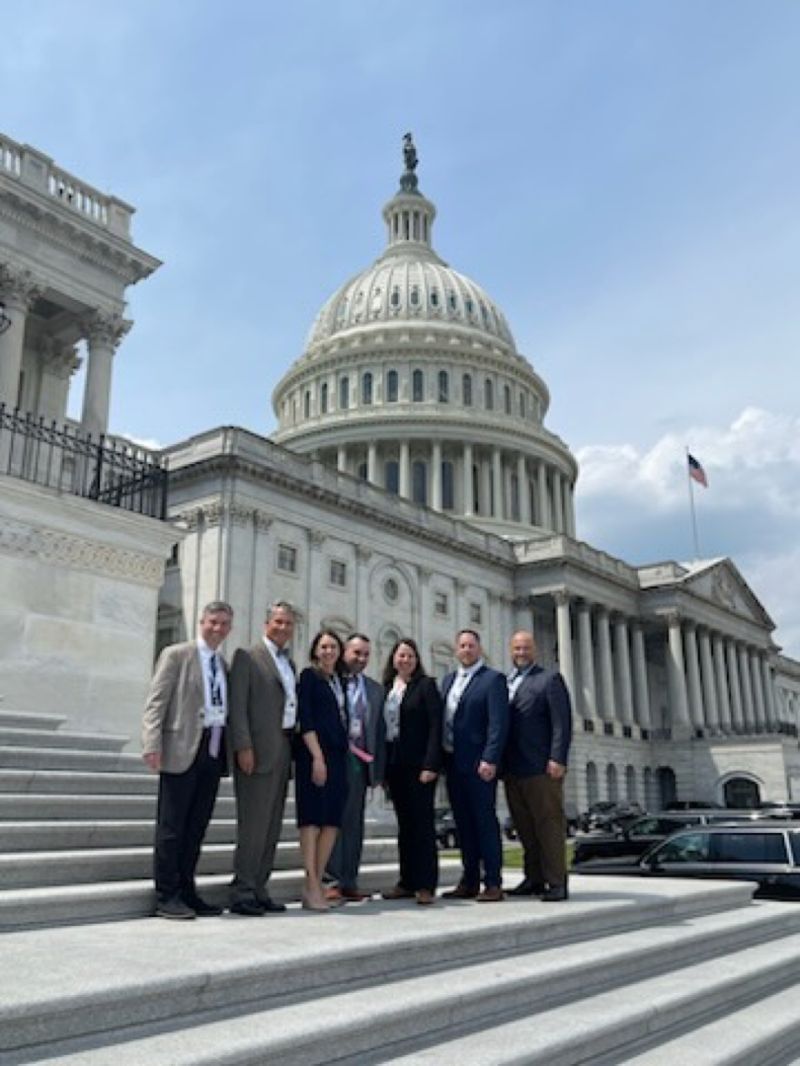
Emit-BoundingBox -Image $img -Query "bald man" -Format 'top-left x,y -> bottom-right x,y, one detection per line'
504,631 -> 572,902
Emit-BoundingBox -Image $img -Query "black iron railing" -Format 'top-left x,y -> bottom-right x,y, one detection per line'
0,404 -> 168,519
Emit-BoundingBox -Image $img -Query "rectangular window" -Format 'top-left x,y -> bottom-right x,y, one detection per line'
469,602 -> 482,625
277,544 -> 298,574
329,559 -> 347,587
434,592 -> 449,617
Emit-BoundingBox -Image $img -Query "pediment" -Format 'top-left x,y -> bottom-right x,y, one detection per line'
682,559 -> 774,629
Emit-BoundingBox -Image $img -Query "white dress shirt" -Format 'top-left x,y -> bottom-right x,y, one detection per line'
197,638 -> 227,727
444,658 -> 484,752
263,636 -> 297,729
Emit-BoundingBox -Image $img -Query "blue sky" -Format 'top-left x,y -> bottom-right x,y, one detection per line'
2,1 -> 799,654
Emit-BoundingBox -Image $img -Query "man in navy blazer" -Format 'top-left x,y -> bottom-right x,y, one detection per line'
440,629 -> 509,901
504,630 -> 572,901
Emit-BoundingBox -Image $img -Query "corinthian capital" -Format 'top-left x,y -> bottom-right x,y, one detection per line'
0,264 -> 43,311
39,336 -> 82,380
82,310 -> 132,350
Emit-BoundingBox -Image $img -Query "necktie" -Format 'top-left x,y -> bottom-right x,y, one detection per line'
208,653 -> 222,758
350,678 -> 366,744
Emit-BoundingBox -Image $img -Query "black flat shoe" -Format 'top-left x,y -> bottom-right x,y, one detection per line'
258,896 -> 287,913
541,883 -> 569,902
184,896 -> 223,917
230,899 -> 265,916
507,879 -> 545,897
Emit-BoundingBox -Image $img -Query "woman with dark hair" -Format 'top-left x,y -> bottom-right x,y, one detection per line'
295,629 -> 350,911
380,638 -> 444,905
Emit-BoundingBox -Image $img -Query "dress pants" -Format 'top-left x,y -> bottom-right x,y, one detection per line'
231,735 -> 292,905
504,773 -> 566,888
326,753 -> 369,890
445,758 -> 502,889
387,762 -> 438,892
154,730 -> 224,903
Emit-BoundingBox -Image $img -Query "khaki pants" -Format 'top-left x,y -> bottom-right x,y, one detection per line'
504,773 -> 566,888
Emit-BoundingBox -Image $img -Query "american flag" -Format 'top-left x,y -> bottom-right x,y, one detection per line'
687,453 -> 708,488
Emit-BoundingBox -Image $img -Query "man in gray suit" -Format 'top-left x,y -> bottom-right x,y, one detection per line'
228,601 -> 297,915
142,600 -> 233,920
325,633 -> 386,902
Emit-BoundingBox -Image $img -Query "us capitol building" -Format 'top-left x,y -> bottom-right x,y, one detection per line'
1,131 -> 799,813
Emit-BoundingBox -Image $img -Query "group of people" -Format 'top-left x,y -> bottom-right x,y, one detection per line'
141,599 -> 573,919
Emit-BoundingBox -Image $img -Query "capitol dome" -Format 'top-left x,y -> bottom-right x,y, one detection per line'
272,138 -> 577,540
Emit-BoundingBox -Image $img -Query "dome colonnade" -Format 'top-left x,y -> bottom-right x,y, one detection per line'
272,139 -> 577,540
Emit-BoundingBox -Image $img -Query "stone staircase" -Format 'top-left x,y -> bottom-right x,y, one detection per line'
0,705 -> 422,930
3,704 -> 800,1064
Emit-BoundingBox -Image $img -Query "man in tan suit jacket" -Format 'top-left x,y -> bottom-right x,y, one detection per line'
228,601 -> 297,915
142,600 -> 233,919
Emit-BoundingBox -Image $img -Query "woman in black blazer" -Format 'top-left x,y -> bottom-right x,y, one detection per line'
380,638 -> 443,905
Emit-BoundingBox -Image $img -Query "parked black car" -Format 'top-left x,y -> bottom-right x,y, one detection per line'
664,800 -> 724,811
635,822 -> 800,900
435,806 -> 458,849
573,809 -> 769,868
578,801 -> 645,833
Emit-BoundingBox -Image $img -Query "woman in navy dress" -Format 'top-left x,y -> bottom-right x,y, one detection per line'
295,629 -> 349,911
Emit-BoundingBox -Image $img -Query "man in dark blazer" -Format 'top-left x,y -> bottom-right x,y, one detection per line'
142,600 -> 233,919
228,601 -> 297,915
440,629 -> 509,901
325,633 -> 386,901
504,630 -> 573,901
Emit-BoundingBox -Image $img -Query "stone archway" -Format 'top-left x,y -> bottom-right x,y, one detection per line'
656,766 -> 677,808
723,775 -> 761,809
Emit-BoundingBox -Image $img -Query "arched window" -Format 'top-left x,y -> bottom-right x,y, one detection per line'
303,390 -> 311,418
412,369 -> 424,402
320,382 -> 329,414
643,767 -> 655,809
586,762 -> 599,806
625,765 -> 637,802
386,369 -> 398,403
361,372 -> 373,405
442,461 -> 454,510
657,766 -> 677,808
339,377 -> 349,410
504,384 -> 512,414
412,460 -> 427,505
518,392 -> 526,418
485,378 -> 494,410
606,763 -> 619,802
385,460 -> 399,495
462,373 -> 472,406
438,370 -> 449,403
723,776 -> 761,809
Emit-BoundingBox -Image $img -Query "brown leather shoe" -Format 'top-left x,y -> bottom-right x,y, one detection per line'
381,885 -> 415,900
476,886 -> 505,902
340,888 -> 370,902
415,889 -> 435,905
441,884 -> 480,899
324,886 -> 343,902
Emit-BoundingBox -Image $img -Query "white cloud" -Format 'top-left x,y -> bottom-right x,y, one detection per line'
575,408 -> 800,657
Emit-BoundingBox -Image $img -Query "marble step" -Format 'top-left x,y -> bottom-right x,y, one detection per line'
0,746 -> 150,773
0,709 -> 69,731
617,982 -> 800,1065
379,928 -> 800,1066
0,768 -> 238,794
0,881 -> 776,1064
0,726 -> 129,752
0,837 -> 399,887
0,859 -> 463,932
0,791 -> 238,819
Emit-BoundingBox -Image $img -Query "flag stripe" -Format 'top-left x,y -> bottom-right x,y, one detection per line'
687,453 -> 708,487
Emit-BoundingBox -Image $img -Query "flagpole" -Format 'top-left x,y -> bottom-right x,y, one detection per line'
685,446 -> 700,560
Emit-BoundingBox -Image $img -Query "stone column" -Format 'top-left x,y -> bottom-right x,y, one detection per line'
698,629 -> 720,734
713,634 -> 732,732
750,649 -> 766,732
462,442 -> 474,516
577,602 -> 598,724
0,265 -> 41,410
564,483 -> 576,537
737,643 -> 755,732
492,447 -> 503,519
336,444 -> 347,472
596,607 -> 615,722
726,639 -> 744,732
81,311 -> 130,437
37,338 -> 81,422
761,656 -> 778,732
355,544 -> 372,630
613,615 -> 634,727
517,453 -> 531,525
665,613 -> 691,733
630,622 -> 651,730
537,461 -> 550,530
552,470 -> 563,533
306,530 -> 326,635
431,440 -> 443,511
684,623 -> 705,732
366,442 -> 378,483
399,440 -> 411,499
553,590 -> 575,701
